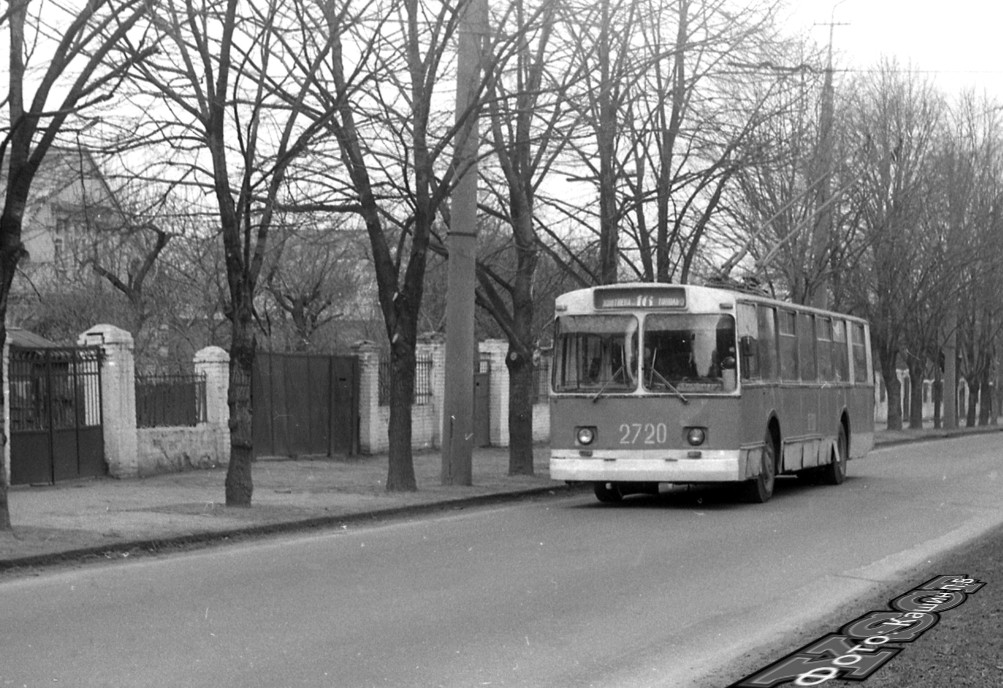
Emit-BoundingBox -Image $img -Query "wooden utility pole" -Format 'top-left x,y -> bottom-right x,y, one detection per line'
441,0 -> 488,485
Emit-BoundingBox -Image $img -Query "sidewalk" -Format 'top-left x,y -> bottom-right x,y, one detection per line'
0,445 -> 563,569
0,425 -> 999,570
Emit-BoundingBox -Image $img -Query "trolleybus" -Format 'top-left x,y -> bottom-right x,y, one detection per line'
549,283 -> 874,503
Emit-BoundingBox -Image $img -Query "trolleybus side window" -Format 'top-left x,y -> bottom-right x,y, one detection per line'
832,318 -> 849,381
778,309 -> 798,381
798,313 -> 817,381
757,305 -> 779,381
553,315 -> 637,392
737,303 -> 760,381
851,322 -> 869,383
816,316 -> 833,381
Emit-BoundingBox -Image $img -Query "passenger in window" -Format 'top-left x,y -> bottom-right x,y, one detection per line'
709,346 -> 737,378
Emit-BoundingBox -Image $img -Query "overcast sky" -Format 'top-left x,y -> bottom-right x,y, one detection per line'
783,0 -> 1003,98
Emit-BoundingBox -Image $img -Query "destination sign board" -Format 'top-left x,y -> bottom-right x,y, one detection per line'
594,286 -> 686,309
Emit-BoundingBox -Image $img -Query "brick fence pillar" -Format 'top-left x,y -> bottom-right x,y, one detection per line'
79,324 -> 138,478
418,332 -> 445,448
352,341 -> 381,454
194,346 -> 230,464
480,339 -> 509,447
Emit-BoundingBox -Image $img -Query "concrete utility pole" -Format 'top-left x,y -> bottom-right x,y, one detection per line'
810,14 -> 846,310
943,309 -> 958,429
441,0 -> 488,486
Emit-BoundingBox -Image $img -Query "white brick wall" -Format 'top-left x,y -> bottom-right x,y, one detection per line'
352,338 -> 443,454
82,336 -> 231,478
79,324 -> 139,478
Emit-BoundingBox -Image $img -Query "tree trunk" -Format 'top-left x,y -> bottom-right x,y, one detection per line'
942,313 -> 958,429
655,0 -> 688,283
978,369 -> 992,426
386,341 -> 417,491
0,484 -> 9,531
0,249 -> 22,530
0,323 -> 12,529
995,376 -> 1002,425
878,346 -> 902,430
885,375 -> 902,430
0,113 -> 31,531
966,377 -> 978,428
225,314 -> 255,506
505,202 -> 538,475
1,0 -> 29,529
932,374 -> 942,430
907,361 -> 925,429
506,348 -> 535,476
596,0 -> 618,285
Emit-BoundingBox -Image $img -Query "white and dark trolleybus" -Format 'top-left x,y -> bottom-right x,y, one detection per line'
549,283 -> 874,503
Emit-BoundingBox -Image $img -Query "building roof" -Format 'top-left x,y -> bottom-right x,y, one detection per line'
8,327 -> 59,348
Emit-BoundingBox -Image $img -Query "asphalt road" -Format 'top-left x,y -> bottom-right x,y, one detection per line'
1,434 -> 1000,687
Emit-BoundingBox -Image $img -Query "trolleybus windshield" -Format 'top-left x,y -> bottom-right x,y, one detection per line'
553,314 -> 638,393
642,313 -> 736,393
553,312 -> 737,394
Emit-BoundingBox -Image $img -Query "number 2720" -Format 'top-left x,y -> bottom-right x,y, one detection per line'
619,422 -> 668,444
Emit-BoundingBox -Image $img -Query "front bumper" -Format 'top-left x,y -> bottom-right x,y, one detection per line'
550,447 -> 757,483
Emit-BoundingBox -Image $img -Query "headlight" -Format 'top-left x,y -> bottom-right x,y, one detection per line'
686,427 -> 706,446
576,426 -> 596,445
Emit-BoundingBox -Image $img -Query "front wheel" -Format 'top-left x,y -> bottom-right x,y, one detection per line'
594,482 -> 623,503
821,425 -> 848,485
743,430 -> 776,503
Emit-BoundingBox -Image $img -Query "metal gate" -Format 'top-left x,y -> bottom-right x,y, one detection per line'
252,351 -> 359,458
473,358 -> 490,447
10,346 -> 105,485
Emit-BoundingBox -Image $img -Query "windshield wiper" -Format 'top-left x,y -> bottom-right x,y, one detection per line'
591,365 -> 624,403
647,367 -> 689,404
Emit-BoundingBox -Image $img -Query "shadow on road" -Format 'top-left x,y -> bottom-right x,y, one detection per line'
572,475 -> 860,511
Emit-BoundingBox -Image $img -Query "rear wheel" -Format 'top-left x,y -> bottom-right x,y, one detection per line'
821,425 -> 848,485
743,429 -> 776,503
594,482 -> 623,503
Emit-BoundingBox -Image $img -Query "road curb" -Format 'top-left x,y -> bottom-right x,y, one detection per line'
872,425 -> 1002,448
0,484 -> 586,573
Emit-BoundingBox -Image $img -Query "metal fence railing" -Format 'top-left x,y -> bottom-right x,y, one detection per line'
10,346 -> 103,432
378,355 -> 432,407
135,372 -> 207,428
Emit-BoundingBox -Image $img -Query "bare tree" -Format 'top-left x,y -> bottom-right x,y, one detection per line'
557,0 -> 786,286
128,0 -> 341,504
942,96 -> 1003,426
555,0 -> 639,284
258,0 -> 514,490
723,39 -> 863,302
0,0 -> 154,529
260,220 -> 366,352
464,0 -> 581,475
67,178 -> 177,363
157,230 -> 233,363
839,63 -> 945,430
621,0 -> 777,285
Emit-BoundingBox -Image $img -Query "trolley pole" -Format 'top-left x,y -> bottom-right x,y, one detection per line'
441,0 -> 487,486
